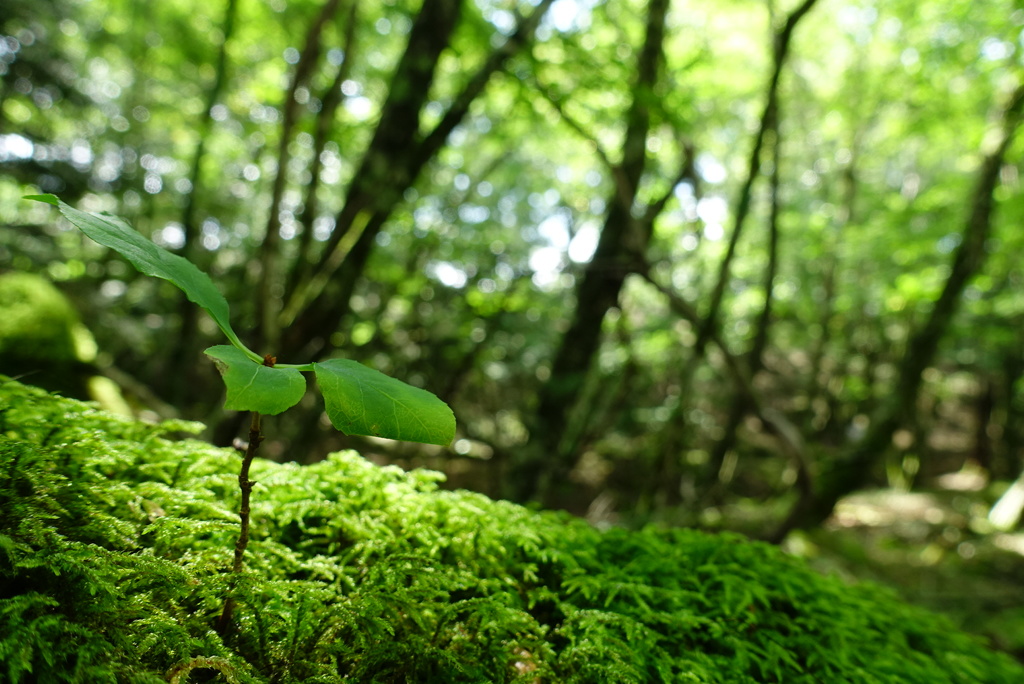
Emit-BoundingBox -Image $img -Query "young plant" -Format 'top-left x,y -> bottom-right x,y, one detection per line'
26,193 -> 455,630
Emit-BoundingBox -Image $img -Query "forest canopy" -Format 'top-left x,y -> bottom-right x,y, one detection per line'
2,0 -> 1024,660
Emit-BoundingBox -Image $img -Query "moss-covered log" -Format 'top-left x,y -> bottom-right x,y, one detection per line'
0,376 -> 1020,683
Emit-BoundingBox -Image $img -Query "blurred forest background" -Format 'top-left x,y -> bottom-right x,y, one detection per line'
2,0 -> 1024,658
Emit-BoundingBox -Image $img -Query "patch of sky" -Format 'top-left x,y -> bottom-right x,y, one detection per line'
155,223 -> 186,250
695,153 -> 726,184
0,133 -> 33,160
458,204 -> 490,224
697,196 -> 728,241
544,0 -> 598,34
429,261 -> 468,288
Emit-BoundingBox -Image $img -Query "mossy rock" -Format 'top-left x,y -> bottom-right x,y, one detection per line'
0,376 -> 1021,683
0,272 -> 129,414
0,272 -> 85,359
0,271 -> 95,396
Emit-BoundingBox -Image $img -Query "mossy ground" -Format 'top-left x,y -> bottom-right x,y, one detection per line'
1,376 -> 1021,683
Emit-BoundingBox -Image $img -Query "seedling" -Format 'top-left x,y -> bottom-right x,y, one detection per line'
26,194 -> 455,631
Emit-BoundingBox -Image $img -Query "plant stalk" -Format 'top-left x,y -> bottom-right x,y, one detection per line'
217,410 -> 262,634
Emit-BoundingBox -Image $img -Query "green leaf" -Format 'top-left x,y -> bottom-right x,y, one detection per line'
313,359 -> 455,445
205,345 -> 306,415
25,194 -> 257,361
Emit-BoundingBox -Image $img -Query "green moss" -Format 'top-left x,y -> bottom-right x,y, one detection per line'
1,376 -> 1021,683
0,272 -> 84,363
0,272 -> 103,401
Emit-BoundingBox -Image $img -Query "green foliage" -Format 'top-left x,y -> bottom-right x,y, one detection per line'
24,194 -> 248,356
1,376 -> 1021,683
25,195 -> 455,445
7,0 -> 1022,538
314,358 -> 457,444
205,346 -> 306,416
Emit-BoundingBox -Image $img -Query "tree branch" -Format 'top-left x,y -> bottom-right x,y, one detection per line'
693,0 -> 819,359
639,268 -> 812,504
770,79 -> 1024,541
257,0 -> 345,349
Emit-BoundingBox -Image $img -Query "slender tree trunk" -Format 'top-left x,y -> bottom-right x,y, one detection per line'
806,58 -> 872,439
170,0 -> 239,404
279,0 -> 556,362
771,82 -> 1024,541
999,334 -> 1024,478
650,0 -> 818,504
805,143 -> 859,439
692,0 -> 818,360
509,0 -> 671,505
256,0 -> 344,351
704,114 -> 783,492
287,0 -> 359,299
973,376 -> 995,471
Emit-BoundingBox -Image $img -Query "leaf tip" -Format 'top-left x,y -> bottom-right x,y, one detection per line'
24,193 -> 59,206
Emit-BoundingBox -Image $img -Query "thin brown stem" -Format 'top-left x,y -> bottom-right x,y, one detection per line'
217,410 -> 262,635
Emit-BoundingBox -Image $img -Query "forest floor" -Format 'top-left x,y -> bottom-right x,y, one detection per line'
789,470 -> 1024,661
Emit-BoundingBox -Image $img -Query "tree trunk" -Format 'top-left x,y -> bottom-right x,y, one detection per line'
704,109 -> 783,494
651,0 -> 818,504
771,82 -> 1024,541
509,0 -> 671,505
279,0 -> 556,362
691,0 -> 818,359
256,0 -> 344,351
170,0 -> 239,404
288,0 -> 359,300
278,0 -> 462,361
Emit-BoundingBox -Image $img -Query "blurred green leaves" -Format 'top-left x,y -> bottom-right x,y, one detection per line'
26,194 -> 255,359
28,195 -> 455,446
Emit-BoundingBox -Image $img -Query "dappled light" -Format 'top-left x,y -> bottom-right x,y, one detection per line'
3,0 -> 1024,676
